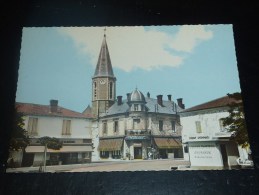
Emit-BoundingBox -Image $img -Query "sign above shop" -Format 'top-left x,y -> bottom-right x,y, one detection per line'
125,136 -> 150,140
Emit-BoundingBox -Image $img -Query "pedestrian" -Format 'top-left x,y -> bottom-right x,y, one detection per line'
39,164 -> 43,172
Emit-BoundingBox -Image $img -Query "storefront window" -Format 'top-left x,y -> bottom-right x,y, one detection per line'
112,150 -> 121,159
100,151 -> 109,158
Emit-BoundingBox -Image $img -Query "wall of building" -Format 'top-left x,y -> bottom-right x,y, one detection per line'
180,109 -> 250,168
91,121 -> 100,161
150,115 -> 181,136
189,142 -> 223,168
181,110 -> 229,142
24,115 -> 92,139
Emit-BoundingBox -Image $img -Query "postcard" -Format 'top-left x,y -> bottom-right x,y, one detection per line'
7,25 -> 253,173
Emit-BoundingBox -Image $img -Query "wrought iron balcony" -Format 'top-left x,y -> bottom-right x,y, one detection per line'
126,129 -> 150,136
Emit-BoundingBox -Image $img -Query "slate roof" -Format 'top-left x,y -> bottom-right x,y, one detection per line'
100,97 -> 182,117
181,95 -> 242,113
16,102 -> 93,119
93,35 -> 115,78
130,89 -> 146,102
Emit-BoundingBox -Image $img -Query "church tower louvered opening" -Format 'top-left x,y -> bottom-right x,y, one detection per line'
92,30 -> 116,118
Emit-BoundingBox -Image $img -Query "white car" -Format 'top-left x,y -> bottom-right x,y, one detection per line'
236,157 -> 254,167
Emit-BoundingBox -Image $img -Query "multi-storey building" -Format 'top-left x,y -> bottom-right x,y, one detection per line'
180,96 -> 251,169
12,100 -> 93,167
90,33 -> 185,160
97,89 -> 184,160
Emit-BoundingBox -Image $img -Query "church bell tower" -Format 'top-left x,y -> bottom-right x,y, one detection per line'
92,30 -> 116,118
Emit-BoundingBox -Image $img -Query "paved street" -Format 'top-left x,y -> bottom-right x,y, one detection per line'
68,159 -> 190,172
6,159 -> 190,173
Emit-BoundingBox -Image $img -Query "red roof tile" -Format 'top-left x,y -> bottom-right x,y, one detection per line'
16,102 -> 94,119
182,96 -> 242,112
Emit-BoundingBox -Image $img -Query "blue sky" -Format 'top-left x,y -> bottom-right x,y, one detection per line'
16,25 -> 241,112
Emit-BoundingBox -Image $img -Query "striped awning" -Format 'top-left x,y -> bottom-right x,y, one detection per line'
154,138 -> 182,149
25,145 -> 93,153
98,138 -> 123,151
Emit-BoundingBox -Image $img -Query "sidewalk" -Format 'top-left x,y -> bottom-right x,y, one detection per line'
6,159 -> 190,173
6,163 -> 94,173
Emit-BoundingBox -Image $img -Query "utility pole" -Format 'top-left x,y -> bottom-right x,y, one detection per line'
43,143 -> 47,172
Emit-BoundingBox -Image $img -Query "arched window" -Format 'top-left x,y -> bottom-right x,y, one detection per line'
94,82 -> 97,98
109,82 -> 113,99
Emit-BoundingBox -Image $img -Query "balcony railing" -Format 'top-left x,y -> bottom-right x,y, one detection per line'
152,129 -> 181,136
126,129 -> 150,136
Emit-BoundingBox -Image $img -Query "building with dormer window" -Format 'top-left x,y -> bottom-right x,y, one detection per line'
96,89 -> 184,160
88,33 -> 185,160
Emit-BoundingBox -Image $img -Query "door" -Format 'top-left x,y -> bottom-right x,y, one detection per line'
134,147 -> 142,159
21,153 -> 34,167
159,149 -> 167,159
60,153 -> 78,164
220,144 -> 229,169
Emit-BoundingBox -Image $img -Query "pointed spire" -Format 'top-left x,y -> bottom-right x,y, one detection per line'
93,29 -> 115,78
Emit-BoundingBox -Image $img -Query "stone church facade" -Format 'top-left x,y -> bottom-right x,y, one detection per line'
90,33 -> 185,160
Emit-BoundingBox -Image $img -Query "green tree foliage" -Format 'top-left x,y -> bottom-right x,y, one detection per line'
9,106 -> 30,151
39,136 -> 62,172
39,136 -> 63,150
222,92 -> 249,148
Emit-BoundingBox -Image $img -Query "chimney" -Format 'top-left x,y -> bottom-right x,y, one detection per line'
167,94 -> 172,101
50,99 -> 58,113
117,96 -> 122,105
147,92 -> 150,98
177,98 -> 185,109
126,93 -> 131,102
157,95 -> 163,106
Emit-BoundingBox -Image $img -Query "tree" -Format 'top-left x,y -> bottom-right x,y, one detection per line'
9,106 -> 30,151
38,136 -> 62,172
222,92 -> 249,148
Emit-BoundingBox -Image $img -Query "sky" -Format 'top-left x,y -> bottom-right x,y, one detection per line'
16,25 -> 241,113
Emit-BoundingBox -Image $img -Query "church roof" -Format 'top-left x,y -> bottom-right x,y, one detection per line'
93,35 -> 115,78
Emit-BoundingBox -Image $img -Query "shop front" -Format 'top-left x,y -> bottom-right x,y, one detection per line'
24,145 -> 93,166
98,138 -> 124,159
153,137 -> 183,159
125,135 -> 150,160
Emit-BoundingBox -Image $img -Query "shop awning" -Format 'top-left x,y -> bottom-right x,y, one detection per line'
98,138 -> 123,151
25,145 -> 93,153
154,138 -> 182,149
